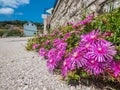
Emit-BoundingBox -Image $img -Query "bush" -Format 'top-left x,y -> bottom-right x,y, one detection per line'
0,30 -> 7,37
7,29 -> 23,36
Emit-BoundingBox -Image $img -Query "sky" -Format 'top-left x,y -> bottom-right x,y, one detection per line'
0,0 -> 56,23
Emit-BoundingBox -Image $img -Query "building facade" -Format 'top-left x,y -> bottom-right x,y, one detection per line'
23,22 -> 37,36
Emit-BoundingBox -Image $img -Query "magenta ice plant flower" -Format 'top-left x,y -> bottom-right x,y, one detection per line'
84,57 -> 103,75
62,58 -> 73,76
73,24 -> 78,28
58,32 -> 62,36
47,48 -> 60,71
81,30 -> 100,43
47,58 -> 57,71
72,14 -> 94,28
56,50 -> 66,62
63,33 -> 71,40
45,40 -> 50,45
47,48 -> 57,59
47,47 -> 66,71
53,38 -> 64,47
79,42 -> 91,52
78,14 -> 94,25
39,48 -> 47,56
71,50 -> 87,68
112,61 -> 120,77
101,59 -> 113,70
87,40 -> 117,62
68,21 -> 74,25
32,44 -> 40,49
56,42 -> 67,50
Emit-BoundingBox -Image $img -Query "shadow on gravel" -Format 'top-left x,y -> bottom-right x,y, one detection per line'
68,76 -> 120,90
52,68 -> 120,90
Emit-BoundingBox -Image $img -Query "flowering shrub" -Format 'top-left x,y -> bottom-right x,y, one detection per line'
26,8 -> 120,89
39,30 -> 117,76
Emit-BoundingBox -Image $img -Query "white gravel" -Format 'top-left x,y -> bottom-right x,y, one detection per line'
0,37 -> 97,90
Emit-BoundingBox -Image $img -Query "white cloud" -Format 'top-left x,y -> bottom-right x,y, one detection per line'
0,0 -> 30,8
0,7 -> 14,15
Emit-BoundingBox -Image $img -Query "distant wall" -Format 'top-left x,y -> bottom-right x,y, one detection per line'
49,0 -> 120,29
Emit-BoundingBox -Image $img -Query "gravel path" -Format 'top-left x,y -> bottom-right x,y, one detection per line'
0,37 -> 97,90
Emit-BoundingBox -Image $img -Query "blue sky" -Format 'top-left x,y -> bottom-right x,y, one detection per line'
0,0 -> 56,23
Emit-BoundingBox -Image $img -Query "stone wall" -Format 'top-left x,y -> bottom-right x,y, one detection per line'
49,0 -> 120,29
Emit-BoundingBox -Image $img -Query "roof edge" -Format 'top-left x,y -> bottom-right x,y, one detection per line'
49,0 -> 62,24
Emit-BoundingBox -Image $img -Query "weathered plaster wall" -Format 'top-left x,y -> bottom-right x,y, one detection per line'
49,0 -> 120,29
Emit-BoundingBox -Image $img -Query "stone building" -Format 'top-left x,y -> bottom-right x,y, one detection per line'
49,0 -> 120,29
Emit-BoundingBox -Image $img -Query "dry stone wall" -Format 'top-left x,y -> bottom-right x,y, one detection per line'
49,0 -> 120,29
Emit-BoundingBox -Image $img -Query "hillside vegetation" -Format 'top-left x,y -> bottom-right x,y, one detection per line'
0,20 -> 43,37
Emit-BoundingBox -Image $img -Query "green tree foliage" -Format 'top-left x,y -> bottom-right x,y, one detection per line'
0,20 -> 43,30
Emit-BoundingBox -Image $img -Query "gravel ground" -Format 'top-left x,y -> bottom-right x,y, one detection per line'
0,37 -> 97,90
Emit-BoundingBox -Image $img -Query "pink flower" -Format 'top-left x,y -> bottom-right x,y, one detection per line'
32,44 -> 40,49
47,48 -> 66,71
78,14 -> 94,25
53,38 -> 64,47
56,42 -> 67,50
73,24 -> 78,28
47,48 -> 59,71
47,58 -> 57,71
47,48 -> 57,59
58,32 -> 62,36
45,40 -> 50,45
81,30 -> 100,43
56,50 -> 66,62
63,33 -> 71,40
62,58 -> 73,76
39,48 -> 47,56
87,40 -> 117,62
70,49 -> 87,68
68,22 -> 74,25
112,61 -> 120,77
79,42 -> 91,52
84,57 -> 103,75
